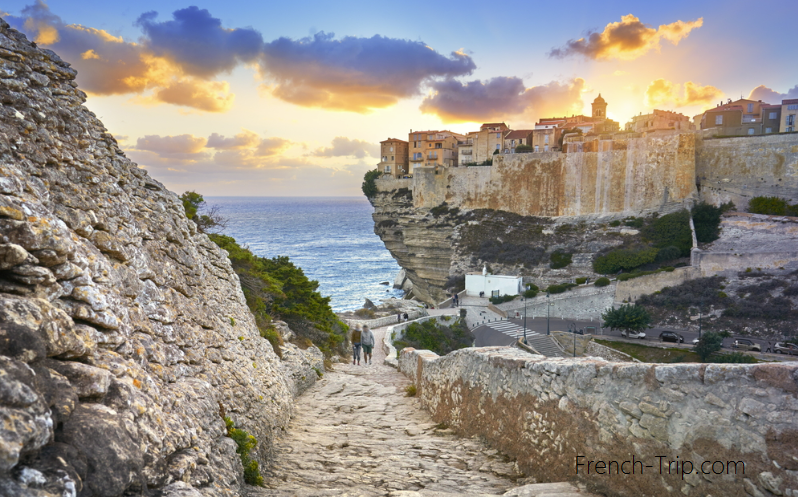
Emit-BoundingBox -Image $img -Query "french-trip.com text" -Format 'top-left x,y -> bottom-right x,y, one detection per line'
575,455 -> 745,480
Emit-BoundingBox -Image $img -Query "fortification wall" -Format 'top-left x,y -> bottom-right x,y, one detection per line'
615,266 -> 701,302
398,346 -> 798,497
411,133 -> 697,217
696,134 -> 798,209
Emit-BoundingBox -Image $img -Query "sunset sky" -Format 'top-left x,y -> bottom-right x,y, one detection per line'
3,0 -> 797,196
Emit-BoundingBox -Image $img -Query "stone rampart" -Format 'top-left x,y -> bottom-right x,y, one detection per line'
696,134 -> 798,209
499,285 -> 616,321
411,133 -> 697,217
585,341 -> 636,362
398,346 -> 798,497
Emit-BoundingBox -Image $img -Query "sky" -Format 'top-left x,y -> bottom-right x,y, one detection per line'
3,0 -> 797,196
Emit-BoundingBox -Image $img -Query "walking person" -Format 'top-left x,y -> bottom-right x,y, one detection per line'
361,325 -> 375,365
351,324 -> 362,365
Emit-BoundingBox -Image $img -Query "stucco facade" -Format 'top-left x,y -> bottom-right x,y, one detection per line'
379,138 -> 409,178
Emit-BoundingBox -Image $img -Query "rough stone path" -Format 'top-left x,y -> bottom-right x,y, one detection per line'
252,327 -> 595,497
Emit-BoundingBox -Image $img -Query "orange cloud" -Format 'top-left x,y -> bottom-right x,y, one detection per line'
550,14 -> 703,61
645,78 -> 722,108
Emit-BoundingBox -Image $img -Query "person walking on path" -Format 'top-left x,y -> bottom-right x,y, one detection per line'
351,325 -> 363,365
361,325 -> 375,365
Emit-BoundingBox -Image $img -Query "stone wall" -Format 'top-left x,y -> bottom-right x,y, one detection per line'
499,285 -> 617,321
615,266 -> 700,302
410,133 -> 697,217
585,341 -> 635,362
398,346 -> 798,497
695,134 -> 798,209
0,20 -> 316,496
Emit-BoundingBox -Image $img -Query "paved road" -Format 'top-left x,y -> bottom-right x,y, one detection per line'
473,316 -> 797,360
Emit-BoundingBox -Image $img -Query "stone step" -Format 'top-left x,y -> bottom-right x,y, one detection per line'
251,481 -> 596,496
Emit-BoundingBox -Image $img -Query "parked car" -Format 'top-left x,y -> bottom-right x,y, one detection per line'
774,342 -> 798,355
659,331 -> 684,343
621,330 -> 646,339
732,339 -> 761,352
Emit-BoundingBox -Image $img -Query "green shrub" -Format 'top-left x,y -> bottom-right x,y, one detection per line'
575,277 -> 587,285
260,326 -> 283,359
546,283 -> 577,294
354,308 -> 376,319
523,283 -> 539,298
655,245 -> 682,263
362,169 -> 382,198
478,239 -> 546,266
489,294 -> 517,304
209,234 -> 347,357
711,352 -> 757,364
592,247 -> 659,274
594,277 -> 611,287
693,332 -> 724,362
691,202 -> 723,243
405,384 -> 417,397
393,318 -> 473,356
624,217 -> 644,228
515,144 -> 533,153
609,220 -> 621,227
430,202 -> 459,217
224,417 -> 264,486
748,196 -> 792,216
642,210 -> 692,256
549,250 -> 573,269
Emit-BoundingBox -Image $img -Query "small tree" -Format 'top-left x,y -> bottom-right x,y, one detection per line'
179,191 -> 227,234
601,304 -> 651,334
693,332 -> 724,362
361,169 -> 382,198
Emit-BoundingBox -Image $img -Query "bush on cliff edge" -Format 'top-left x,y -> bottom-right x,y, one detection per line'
362,169 -> 382,199
209,234 -> 347,357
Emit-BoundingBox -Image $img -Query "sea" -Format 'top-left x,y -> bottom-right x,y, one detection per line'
207,197 -> 404,312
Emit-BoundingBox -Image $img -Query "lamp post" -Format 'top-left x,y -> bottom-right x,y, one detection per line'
546,292 -> 551,336
522,297 -> 528,344
698,297 -> 703,340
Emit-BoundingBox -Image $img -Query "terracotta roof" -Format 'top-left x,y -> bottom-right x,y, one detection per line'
504,130 -> 533,139
381,138 -> 408,143
784,99 -> 798,105
761,104 -> 781,109
480,122 -> 508,129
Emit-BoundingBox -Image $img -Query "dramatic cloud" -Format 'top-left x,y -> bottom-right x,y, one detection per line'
420,77 -> 586,123
153,80 -> 234,112
748,85 -> 798,103
260,32 -> 476,112
136,7 -> 263,78
549,14 -> 703,60
645,78 -> 723,108
312,137 -> 379,159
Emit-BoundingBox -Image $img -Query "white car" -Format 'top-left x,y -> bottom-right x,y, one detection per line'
621,330 -> 646,339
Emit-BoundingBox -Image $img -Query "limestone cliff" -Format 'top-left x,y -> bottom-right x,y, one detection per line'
0,19 -> 316,496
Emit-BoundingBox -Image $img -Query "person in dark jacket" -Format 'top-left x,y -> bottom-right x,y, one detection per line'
351,325 -> 362,365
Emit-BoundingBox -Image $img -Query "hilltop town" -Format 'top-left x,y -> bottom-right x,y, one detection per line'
377,94 -> 798,177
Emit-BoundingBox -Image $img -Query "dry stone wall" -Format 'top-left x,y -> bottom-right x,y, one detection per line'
0,20 -> 316,497
399,346 -> 798,497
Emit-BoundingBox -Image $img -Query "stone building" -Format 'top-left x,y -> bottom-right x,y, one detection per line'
379,138 -> 409,178
762,104 -> 782,134
470,122 -> 510,163
408,130 -> 465,169
782,99 -> 798,132
503,130 -> 533,153
625,109 -> 694,133
531,128 -> 557,152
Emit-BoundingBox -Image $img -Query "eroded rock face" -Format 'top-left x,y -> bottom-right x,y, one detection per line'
0,19 -> 302,496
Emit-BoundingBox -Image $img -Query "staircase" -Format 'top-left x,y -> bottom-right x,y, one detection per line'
522,334 -> 569,358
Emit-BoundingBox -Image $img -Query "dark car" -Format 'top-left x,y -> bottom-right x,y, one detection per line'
774,342 -> 798,355
732,339 -> 761,352
659,331 -> 684,343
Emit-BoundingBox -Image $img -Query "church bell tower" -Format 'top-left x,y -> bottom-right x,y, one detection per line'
592,94 -> 607,119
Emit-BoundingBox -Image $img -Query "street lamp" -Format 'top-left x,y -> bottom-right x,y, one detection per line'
698,297 -> 703,340
522,297 -> 528,344
546,292 -> 553,336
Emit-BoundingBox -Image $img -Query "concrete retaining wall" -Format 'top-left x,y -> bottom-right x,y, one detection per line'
585,341 -> 636,362
347,308 -> 428,330
382,313 -> 458,368
499,285 -> 617,321
398,346 -> 798,497
615,266 -> 700,302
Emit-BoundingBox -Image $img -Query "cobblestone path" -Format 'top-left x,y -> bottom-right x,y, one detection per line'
253,326 -> 595,497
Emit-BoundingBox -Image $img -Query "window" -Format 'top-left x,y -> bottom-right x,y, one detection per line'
787,115 -> 796,126
535,146 -> 539,152
769,112 -> 778,120
788,105 -> 798,110
384,166 -> 391,173
544,145 -> 549,152
435,143 -> 442,149
390,146 -> 394,152
766,128 -> 772,133
544,135 -> 549,144
495,144 -> 500,150
382,156 -> 387,162
748,128 -> 755,135
427,134 -> 433,140
747,103 -> 754,113
715,115 -> 723,125
496,133 -> 501,139
391,156 -> 394,161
